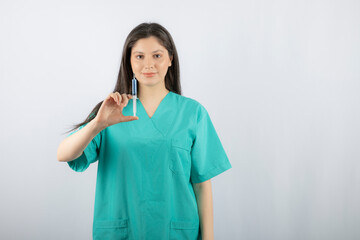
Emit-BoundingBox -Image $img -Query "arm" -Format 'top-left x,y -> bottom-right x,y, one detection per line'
57,118 -> 105,162
192,179 -> 214,240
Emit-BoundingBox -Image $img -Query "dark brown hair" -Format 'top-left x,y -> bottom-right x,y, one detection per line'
64,22 -> 181,134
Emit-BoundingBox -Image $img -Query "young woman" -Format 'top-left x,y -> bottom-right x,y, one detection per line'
57,22 -> 232,240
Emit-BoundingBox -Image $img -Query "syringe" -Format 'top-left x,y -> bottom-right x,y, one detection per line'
132,76 -> 137,117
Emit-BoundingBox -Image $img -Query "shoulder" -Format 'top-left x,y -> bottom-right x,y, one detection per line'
171,92 -> 210,125
171,91 -> 206,113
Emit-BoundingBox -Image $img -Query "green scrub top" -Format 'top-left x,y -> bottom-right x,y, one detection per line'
67,91 -> 232,240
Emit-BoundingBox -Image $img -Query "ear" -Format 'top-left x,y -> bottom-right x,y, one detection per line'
169,56 -> 173,67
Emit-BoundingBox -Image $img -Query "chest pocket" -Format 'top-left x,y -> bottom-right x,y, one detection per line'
169,137 -> 193,178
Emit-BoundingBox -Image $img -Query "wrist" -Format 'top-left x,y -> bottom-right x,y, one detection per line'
92,117 -> 107,132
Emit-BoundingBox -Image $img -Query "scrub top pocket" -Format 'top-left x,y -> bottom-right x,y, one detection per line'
169,137 -> 193,177
169,219 -> 200,240
93,219 -> 129,240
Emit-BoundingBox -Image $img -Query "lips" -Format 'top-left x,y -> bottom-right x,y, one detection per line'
143,72 -> 156,77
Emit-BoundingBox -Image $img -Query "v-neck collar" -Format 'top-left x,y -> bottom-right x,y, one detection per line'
128,90 -> 177,138
137,91 -> 172,120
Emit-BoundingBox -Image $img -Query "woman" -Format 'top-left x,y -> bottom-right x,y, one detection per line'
57,22 -> 232,240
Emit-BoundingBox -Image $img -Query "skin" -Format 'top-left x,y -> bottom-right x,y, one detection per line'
192,179 -> 214,240
130,36 -> 173,118
130,36 -> 215,239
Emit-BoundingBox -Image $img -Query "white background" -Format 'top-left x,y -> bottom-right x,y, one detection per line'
0,0 -> 359,239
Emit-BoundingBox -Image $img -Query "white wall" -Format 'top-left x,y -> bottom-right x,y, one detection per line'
0,0 -> 359,239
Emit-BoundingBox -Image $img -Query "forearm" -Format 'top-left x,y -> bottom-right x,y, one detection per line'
193,179 -> 214,240
57,118 -> 104,162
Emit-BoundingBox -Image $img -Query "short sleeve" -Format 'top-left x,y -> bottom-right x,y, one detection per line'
66,122 -> 102,172
190,105 -> 232,184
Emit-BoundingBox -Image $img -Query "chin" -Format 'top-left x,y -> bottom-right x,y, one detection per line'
144,80 -> 164,87
138,75 -> 164,84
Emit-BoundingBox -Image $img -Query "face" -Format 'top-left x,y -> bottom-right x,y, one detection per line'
130,36 -> 173,88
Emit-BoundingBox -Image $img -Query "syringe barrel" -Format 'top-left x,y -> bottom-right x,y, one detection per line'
132,78 -> 137,96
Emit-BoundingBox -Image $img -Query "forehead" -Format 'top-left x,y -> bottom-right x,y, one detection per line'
131,36 -> 166,53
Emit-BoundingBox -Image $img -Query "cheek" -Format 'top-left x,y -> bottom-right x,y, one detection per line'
131,61 -> 142,71
158,60 -> 169,70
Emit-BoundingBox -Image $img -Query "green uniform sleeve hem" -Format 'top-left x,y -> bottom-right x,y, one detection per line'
191,159 -> 232,184
67,146 -> 92,172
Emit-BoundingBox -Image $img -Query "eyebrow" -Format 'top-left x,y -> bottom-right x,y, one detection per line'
133,49 -> 164,54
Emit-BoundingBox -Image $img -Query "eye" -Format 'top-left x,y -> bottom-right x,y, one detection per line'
136,55 -> 143,59
155,54 -> 161,58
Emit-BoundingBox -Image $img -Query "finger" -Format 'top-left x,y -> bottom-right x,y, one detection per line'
110,93 -> 117,105
122,116 -> 139,122
115,92 -> 121,105
121,93 -> 129,106
108,93 -> 114,103
127,94 -> 133,99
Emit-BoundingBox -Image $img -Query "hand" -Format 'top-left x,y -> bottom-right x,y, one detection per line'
94,92 -> 139,128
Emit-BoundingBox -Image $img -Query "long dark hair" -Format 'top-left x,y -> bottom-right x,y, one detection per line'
64,22 -> 181,135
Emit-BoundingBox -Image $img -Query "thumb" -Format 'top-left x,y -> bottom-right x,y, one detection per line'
122,116 -> 139,122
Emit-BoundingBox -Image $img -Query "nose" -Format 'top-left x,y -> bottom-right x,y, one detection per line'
144,57 -> 155,69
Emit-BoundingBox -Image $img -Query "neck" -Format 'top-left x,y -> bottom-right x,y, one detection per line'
138,84 -> 169,104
